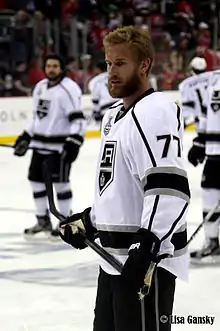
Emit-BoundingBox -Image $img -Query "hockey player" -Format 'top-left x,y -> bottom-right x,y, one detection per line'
88,61 -> 118,122
59,26 -> 190,331
178,57 -> 209,130
13,54 -> 86,237
189,69 -> 220,259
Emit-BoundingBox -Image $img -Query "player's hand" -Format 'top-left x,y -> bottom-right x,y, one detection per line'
187,136 -> 205,167
14,131 -> 31,156
59,207 -> 97,249
121,229 -> 160,289
61,135 -> 84,163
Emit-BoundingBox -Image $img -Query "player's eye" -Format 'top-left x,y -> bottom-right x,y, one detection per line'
116,62 -> 125,66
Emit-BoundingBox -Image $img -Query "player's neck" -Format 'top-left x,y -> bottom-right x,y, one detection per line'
123,81 -> 150,109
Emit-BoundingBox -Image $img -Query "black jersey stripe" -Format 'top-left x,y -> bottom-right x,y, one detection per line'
148,195 -> 160,231
131,107 -> 157,167
98,228 -> 187,254
57,190 -> 73,200
99,230 -> 136,249
68,111 -> 85,122
177,105 -> 181,131
161,202 -> 188,242
100,102 -> 116,111
33,190 -> 47,198
109,102 -> 123,109
32,134 -> 67,143
60,83 -> 76,109
144,172 -> 190,200
182,101 -> 195,108
201,132 -> 220,142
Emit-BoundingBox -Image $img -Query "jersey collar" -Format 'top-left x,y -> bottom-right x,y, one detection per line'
115,88 -> 155,123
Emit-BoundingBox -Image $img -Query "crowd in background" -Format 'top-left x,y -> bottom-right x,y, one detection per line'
0,0 -> 220,96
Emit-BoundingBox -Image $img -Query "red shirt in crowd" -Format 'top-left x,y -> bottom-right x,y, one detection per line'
28,68 -> 45,87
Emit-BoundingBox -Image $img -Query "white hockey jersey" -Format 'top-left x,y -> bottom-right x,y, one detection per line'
88,72 -> 118,118
26,77 -> 86,152
179,72 -> 211,129
199,70 -> 220,156
90,88 -> 190,280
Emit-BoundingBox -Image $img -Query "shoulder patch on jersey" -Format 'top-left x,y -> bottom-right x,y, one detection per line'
104,116 -> 113,135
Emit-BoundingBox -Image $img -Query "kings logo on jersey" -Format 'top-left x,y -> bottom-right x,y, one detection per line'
99,141 -> 117,195
37,99 -> 51,119
211,90 -> 220,112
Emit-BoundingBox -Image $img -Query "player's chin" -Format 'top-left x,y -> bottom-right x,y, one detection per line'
109,86 -> 124,99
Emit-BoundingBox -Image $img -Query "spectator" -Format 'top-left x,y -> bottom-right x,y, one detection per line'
27,56 -> 45,88
197,22 -> 211,48
66,56 -> 82,86
13,61 -> 31,96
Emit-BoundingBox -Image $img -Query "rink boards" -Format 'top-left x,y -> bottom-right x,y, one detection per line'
0,91 -> 191,144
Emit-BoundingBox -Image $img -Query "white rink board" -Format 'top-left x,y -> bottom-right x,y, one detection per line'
0,131 -> 219,331
0,91 -> 182,140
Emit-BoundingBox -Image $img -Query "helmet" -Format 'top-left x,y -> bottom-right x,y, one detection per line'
189,57 -> 207,75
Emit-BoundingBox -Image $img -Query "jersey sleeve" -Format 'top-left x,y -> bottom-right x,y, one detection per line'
179,81 -> 195,126
90,80 -> 100,113
60,80 -> 87,137
128,98 -> 190,256
25,82 -> 40,136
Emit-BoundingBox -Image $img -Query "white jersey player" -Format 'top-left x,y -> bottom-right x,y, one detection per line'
190,69 -> 220,259
88,61 -> 118,121
13,54 -> 86,237
178,57 -> 210,129
59,27 -> 190,331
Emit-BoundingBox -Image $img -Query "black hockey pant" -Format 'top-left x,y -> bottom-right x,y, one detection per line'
93,267 -> 176,331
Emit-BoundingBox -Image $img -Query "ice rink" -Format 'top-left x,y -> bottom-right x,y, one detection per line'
0,131 -> 219,331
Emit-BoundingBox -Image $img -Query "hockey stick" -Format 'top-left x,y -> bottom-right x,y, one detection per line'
187,200 -> 220,245
0,143 -> 58,153
43,161 -> 169,304
42,161 -> 123,273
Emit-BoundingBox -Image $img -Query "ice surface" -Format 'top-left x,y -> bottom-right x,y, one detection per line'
0,131 -> 219,331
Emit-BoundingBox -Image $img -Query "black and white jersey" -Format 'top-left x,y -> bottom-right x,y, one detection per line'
179,72 -> 211,129
199,70 -> 220,156
90,89 -> 190,280
26,77 -> 86,152
88,72 -> 118,118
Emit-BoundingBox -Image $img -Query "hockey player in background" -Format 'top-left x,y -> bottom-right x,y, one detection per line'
13,54 -> 86,237
59,26 -> 190,331
178,56 -> 209,130
88,61 -> 118,122
189,69 -> 220,259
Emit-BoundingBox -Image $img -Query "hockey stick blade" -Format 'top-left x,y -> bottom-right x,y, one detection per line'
43,162 -> 123,273
187,200 -> 220,245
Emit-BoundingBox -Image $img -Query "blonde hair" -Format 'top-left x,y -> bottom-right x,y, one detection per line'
103,26 -> 154,75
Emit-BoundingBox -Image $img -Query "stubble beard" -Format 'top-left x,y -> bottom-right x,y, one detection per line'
108,73 -> 141,99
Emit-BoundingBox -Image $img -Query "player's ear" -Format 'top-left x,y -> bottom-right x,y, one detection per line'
141,59 -> 150,75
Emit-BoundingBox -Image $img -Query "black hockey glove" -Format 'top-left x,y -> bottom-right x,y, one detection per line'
121,229 -> 160,289
59,207 -> 97,249
61,135 -> 84,163
14,131 -> 31,156
187,135 -> 205,167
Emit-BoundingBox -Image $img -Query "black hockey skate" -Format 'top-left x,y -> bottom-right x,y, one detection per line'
190,238 -> 220,259
24,214 -> 52,236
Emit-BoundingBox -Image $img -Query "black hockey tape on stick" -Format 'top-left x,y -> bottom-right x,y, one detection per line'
187,200 -> 220,246
42,161 -> 123,273
0,143 -> 58,154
